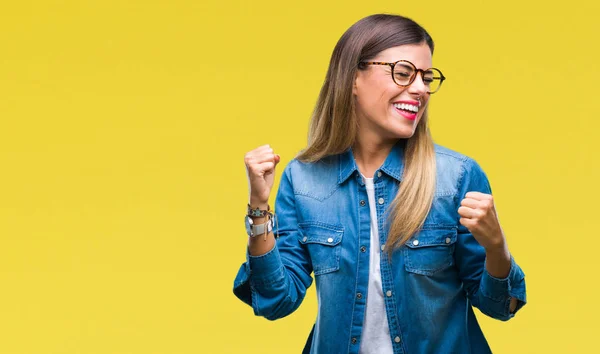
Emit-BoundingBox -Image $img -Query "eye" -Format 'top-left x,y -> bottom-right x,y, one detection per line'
395,71 -> 412,78
393,64 -> 415,84
422,71 -> 436,85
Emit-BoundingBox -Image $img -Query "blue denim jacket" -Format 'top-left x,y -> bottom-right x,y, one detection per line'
233,141 -> 527,354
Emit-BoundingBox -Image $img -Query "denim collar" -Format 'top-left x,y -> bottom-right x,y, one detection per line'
338,139 -> 406,184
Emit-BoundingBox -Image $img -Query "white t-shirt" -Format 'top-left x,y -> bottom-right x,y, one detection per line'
359,176 -> 393,354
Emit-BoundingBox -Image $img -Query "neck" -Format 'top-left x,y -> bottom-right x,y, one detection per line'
352,135 -> 398,178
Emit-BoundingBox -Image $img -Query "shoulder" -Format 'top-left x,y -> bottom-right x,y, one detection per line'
434,144 -> 471,163
433,144 -> 488,195
280,155 -> 340,201
434,144 -> 485,172
283,154 -> 339,179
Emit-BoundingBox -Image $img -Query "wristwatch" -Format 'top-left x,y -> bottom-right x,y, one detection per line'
245,215 -> 274,237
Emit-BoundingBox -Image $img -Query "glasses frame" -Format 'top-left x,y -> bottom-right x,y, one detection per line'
360,60 -> 446,94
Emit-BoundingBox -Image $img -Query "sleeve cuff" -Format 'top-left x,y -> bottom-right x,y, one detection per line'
481,255 -> 527,303
246,244 -> 285,285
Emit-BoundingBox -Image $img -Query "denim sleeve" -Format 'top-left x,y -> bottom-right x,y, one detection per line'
232,162 -> 314,320
454,158 -> 527,321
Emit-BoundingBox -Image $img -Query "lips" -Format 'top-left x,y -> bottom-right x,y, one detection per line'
393,105 -> 417,120
392,100 -> 420,121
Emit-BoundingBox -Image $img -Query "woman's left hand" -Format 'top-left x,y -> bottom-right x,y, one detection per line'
458,192 -> 506,251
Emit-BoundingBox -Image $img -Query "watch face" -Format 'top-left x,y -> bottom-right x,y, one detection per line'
245,216 -> 254,236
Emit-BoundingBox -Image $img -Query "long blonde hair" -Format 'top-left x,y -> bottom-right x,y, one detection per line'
297,14 -> 437,252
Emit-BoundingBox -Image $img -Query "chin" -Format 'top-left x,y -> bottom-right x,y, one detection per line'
396,131 -> 416,139
383,129 -> 415,141
389,122 -> 417,139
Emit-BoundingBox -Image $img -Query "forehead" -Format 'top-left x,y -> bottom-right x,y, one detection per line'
373,43 -> 433,69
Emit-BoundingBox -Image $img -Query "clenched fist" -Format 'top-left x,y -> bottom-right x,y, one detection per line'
458,192 -> 506,251
244,144 -> 281,207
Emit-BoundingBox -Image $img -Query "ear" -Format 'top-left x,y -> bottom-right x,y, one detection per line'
352,71 -> 361,96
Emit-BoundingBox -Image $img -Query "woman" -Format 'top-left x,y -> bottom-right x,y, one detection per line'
233,14 -> 526,354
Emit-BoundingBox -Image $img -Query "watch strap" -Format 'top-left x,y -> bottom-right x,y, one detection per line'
251,219 -> 273,236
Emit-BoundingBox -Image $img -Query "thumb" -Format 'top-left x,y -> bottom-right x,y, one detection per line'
274,154 -> 281,166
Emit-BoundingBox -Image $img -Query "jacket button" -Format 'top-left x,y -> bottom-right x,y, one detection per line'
356,293 -> 363,299
360,200 -> 366,206
377,171 -> 382,177
445,237 -> 451,244
360,246 -> 366,253
378,197 -> 384,204
412,239 -> 419,246
351,338 -> 357,344
394,336 -> 401,343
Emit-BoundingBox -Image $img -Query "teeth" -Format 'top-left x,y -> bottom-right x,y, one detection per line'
394,103 -> 419,113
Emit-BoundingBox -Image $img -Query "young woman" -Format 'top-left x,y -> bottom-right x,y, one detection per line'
234,14 -> 527,354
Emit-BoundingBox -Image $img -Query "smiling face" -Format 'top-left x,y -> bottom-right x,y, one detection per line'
353,42 -> 433,145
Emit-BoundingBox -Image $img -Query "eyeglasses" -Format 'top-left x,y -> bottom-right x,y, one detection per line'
360,60 -> 446,94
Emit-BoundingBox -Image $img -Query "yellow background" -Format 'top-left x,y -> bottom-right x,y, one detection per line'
0,0 -> 598,353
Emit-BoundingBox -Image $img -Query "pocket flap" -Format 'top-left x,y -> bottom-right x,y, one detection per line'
405,227 -> 457,248
298,223 -> 343,246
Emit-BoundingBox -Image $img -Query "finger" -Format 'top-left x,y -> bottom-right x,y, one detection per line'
465,191 -> 493,201
261,162 -> 276,177
249,161 -> 275,176
254,144 -> 274,154
458,206 -> 480,219
245,145 -> 273,158
251,153 -> 277,164
245,151 -> 277,166
274,154 -> 281,165
460,198 -> 482,209
459,217 -> 477,229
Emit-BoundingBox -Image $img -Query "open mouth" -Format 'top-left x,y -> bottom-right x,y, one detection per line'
393,102 -> 419,120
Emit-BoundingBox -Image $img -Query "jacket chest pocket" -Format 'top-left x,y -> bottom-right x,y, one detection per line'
298,223 -> 343,276
403,227 -> 457,276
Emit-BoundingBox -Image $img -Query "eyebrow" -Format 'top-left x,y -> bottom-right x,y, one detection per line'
396,63 -> 413,70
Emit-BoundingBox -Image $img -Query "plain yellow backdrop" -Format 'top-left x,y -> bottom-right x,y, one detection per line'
1,0 -> 598,353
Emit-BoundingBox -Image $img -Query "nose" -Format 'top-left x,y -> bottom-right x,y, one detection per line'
408,72 -> 429,96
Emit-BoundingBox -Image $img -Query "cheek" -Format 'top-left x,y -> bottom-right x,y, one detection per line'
372,86 -> 407,111
415,102 -> 430,123
356,77 -> 405,111
378,86 -> 398,102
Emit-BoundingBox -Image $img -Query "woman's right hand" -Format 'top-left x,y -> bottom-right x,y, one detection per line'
244,144 -> 281,207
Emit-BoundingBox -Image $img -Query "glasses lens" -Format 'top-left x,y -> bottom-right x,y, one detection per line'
393,62 -> 416,86
424,69 -> 443,93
